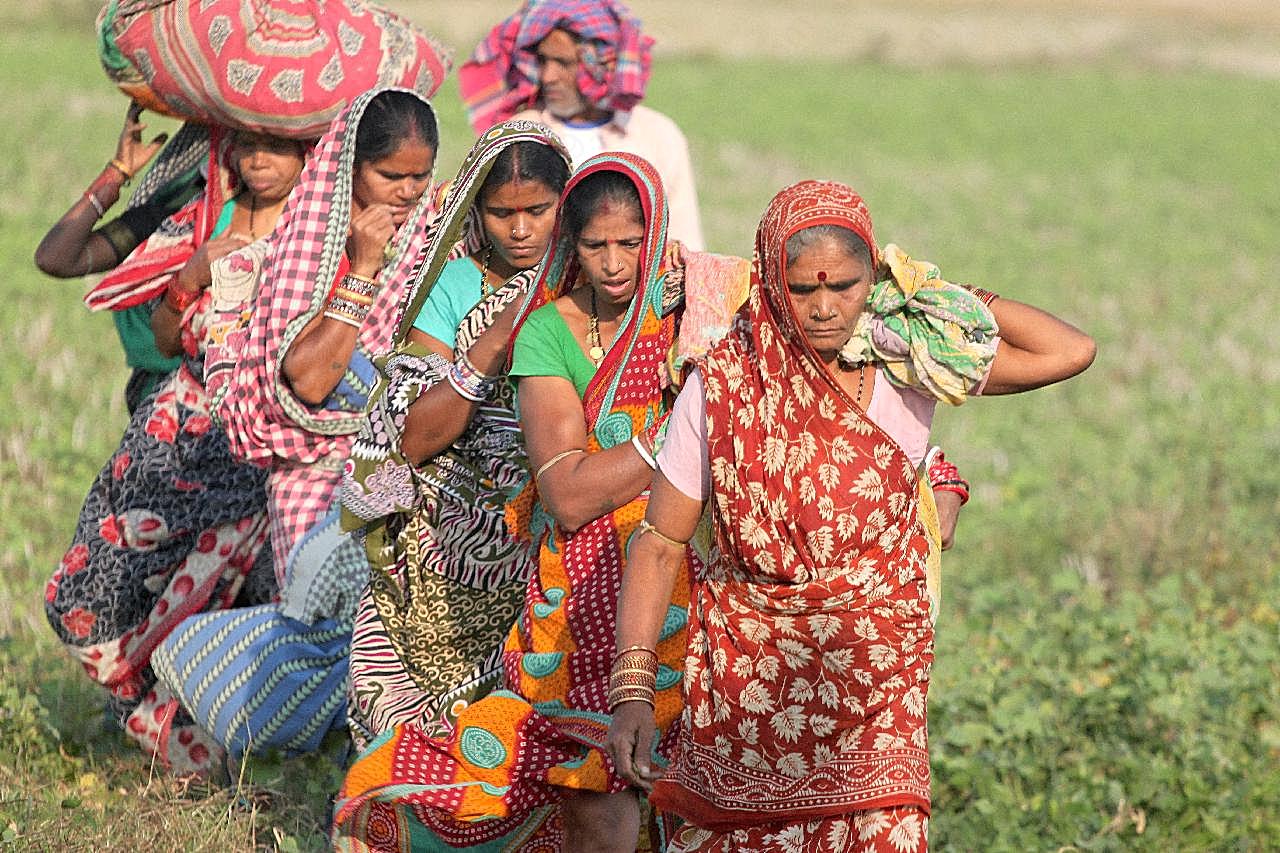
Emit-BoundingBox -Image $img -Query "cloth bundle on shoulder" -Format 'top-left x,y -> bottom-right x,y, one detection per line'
97,0 -> 451,138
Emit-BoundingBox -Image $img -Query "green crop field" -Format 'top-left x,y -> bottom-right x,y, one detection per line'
1,2 -> 1277,850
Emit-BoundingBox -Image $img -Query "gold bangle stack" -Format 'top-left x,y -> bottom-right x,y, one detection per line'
608,646 -> 658,711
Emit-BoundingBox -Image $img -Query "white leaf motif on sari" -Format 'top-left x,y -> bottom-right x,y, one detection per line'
903,685 -> 926,718
805,526 -> 834,564
776,638 -> 814,670
789,373 -> 815,409
775,751 -> 809,779
788,677 -> 814,703
757,654 -> 781,682
822,647 -> 854,675
809,713 -> 837,738
817,394 -> 837,421
888,811 -> 924,852
853,467 -> 884,501
770,705 -> 806,743
818,462 -> 841,492
807,613 -> 842,644
737,716 -> 759,744
739,616 -> 772,644
739,679 -> 775,714
869,643 -> 900,671
874,442 -> 895,469
762,435 -> 787,475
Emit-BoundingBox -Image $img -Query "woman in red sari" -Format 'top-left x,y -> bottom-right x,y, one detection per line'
606,180 -> 1095,851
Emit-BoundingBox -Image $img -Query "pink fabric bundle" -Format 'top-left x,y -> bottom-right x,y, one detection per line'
98,0 -> 451,138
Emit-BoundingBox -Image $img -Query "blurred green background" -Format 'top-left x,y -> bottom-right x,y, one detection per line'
1,1 -> 1276,849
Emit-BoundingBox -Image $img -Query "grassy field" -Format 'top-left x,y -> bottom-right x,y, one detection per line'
2,2 -> 1278,850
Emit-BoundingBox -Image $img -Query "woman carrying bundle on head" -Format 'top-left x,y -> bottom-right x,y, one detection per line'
340,121 -> 573,753
335,152 -> 695,852
45,127 -> 309,775
152,88 -> 441,764
606,179 -> 1095,851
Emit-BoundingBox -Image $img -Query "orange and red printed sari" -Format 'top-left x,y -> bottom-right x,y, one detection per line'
334,153 -> 695,851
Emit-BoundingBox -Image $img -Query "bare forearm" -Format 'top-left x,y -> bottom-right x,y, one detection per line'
401,385 -> 482,463
616,534 -> 686,653
541,443 -> 654,533
282,317 -> 361,406
35,171 -> 125,277
984,298 -> 1096,394
151,300 -> 185,357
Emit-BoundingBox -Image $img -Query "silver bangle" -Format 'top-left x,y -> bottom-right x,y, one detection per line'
631,434 -> 656,469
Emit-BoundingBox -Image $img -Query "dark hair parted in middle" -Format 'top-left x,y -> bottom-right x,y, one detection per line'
355,90 -> 439,164
562,169 -> 644,243
480,140 -> 572,202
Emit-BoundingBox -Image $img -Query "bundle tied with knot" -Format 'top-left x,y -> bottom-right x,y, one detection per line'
839,243 -> 1000,405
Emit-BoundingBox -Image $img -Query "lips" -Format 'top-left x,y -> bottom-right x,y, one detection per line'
600,279 -> 631,298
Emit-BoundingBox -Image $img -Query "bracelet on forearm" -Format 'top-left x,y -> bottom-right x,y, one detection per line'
927,448 -> 970,505
608,647 -> 658,711
165,281 -> 201,312
960,284 -> 999,306
108,158 -> 134,182
331,285 -> 374,307
340,272 -> 378,300
325,293 -> 372,325
631,433 -> 656,469
447,351 -> 497,402
84,192 -> 106,219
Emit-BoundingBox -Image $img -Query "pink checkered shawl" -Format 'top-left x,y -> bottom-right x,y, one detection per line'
213,87 -> 437,567
459,0 -> 652,134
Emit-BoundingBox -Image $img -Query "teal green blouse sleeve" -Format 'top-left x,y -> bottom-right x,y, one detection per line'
412,257 -> 483,346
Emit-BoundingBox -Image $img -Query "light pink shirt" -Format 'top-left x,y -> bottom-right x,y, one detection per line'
513,105 -> 705,250
659,366 -> 957,502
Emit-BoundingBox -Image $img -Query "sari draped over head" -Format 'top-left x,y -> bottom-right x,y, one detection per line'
333,152 -> 695,851
84,125 -> 230,312
339,121 -> 571,747
650,181 -> 940,834
459,0 -> 653,135
210,86 -> 439,572
149,88 -> 438,764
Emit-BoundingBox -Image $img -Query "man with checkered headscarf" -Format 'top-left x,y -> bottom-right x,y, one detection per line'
460,0 -> 705,249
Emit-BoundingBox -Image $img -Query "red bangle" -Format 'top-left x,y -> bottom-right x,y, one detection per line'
165,281 -> 200,312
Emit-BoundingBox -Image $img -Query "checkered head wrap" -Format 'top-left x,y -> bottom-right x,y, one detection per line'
459,0 -> 653,134
215,87 -> 439,466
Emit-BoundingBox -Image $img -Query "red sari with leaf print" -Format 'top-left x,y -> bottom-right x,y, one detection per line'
651,181 -> 935,833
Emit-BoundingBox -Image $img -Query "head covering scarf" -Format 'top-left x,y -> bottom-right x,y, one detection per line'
338,121 -> 571,748
459,0 -> 653,134
84,125 -> 231,311
333,153 -> 693,852
208,87 -> 438,577
650,181 -> 938,832
214,87 -> 438,464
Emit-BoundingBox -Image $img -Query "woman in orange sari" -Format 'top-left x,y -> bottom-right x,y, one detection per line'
607,180 -> 1095,850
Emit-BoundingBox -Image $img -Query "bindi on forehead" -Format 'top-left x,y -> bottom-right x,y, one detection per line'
817,271 -> 828,283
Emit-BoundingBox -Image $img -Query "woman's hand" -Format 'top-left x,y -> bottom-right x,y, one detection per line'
933,487 -> 963,550
606,701 -> 662,792
176,231 -> 251,293
114,101 -> 168,179
347,204 -> 397,277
